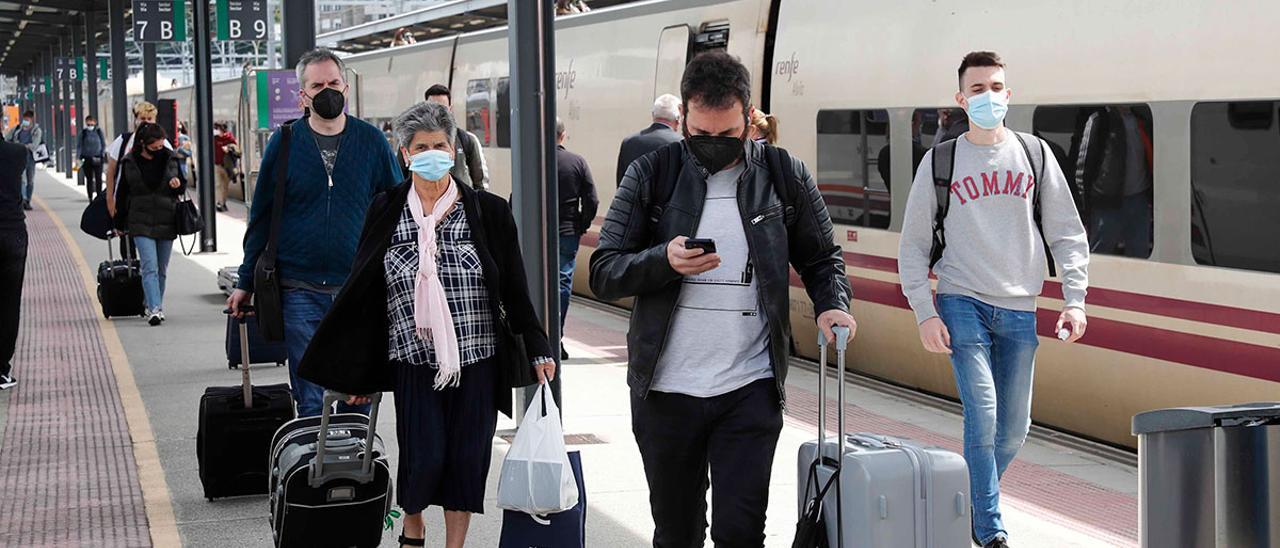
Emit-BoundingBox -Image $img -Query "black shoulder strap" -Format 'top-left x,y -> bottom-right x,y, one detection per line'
647,141 -> 684,227
928,139 -> 957,268
1012,131 -> 1056,277
263,123 -> 293,265
762,144 -> 798,227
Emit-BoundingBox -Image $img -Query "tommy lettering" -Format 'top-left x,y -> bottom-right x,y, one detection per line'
1003,171 -> 1024,196
950,182 -> 969,205
962,176 -> 981,200
981,171 -> 1001,197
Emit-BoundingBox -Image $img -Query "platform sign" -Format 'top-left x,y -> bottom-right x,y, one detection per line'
98,56 -> 113,81
42,77 -> 51,94
255,70 -> 302,130
55,57 -> 82,81
216,0 -> 268,41
133,0 -> 188,42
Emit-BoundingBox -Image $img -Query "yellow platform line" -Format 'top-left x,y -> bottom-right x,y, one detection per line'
36,196 -> 181,548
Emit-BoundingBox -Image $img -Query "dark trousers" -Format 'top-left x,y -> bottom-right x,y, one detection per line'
631,378 -> 783,548
82,157 -> 103,200
0,229 -> 27,377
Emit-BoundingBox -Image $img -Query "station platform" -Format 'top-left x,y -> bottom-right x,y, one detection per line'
0,168 -> 1140,547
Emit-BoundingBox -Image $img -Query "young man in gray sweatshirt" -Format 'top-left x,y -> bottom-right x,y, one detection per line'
898,51 -> 1090,548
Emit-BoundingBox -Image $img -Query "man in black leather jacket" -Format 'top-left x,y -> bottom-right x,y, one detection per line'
589,51 -> 856,547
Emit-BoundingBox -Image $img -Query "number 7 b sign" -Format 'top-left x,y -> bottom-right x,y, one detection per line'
133,0 -> 188,42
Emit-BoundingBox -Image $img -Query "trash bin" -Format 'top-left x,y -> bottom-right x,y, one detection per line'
1133,402 -> 1280,548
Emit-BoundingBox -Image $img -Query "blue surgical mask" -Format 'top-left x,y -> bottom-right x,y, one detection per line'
965,89 -> 1009,130
20,120 -> 30,128
407,149 -> 454,182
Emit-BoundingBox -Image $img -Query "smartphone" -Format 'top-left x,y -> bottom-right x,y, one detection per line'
684,238 -> 717,254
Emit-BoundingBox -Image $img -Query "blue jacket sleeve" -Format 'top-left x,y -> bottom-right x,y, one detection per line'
236,129 -> 284,290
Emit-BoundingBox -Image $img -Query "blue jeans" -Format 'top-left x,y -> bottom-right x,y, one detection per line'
133,236 -> 173,312
558,234 -> 579,330
936,294 -> 1038,545
283,288 -> 371,418
1090,193 -> 1151,258
20,154 -> 34,202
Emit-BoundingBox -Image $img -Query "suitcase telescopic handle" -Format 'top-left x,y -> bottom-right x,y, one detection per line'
310,390 -> 383,488
817,325 -> 850,548
223,307 -> 257,408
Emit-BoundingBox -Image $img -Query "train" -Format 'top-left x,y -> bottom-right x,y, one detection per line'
105,0 -> 1280,449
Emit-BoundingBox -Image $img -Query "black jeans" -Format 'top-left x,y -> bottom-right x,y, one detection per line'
0,229 -> 27,377
82,157 -> 103,200
631,378 -> 784,548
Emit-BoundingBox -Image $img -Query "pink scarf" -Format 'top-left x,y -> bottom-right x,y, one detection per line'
406,180 -> 462,389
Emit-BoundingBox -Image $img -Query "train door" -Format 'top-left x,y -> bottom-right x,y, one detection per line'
654,25 -> 690,99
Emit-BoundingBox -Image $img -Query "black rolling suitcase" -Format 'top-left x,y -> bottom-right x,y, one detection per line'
198,307 -> 295,500
224,314 -> 288,369
97,235 -> 145,319
269,391 -> 391,548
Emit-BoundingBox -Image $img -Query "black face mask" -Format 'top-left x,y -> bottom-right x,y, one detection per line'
308,87 -> 346,120
685,134 -> 745,174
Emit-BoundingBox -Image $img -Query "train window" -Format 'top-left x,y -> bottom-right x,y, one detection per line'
465,79 -> 491,147
1033,105 -> 1154,259
496,77 -> 511,149
1190,101 -> 1280,273
815,109 -> 891,228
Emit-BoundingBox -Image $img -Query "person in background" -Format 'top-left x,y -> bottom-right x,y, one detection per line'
105,101 -> 170,220
297,101 -> 555,548
114,123 -> 186,327
227,48 -> 402,418
554,117 -> 598,360
0,138 -> 28,389
78,115 -> 107,201
175,122 -> 194,185
213,121 -> 239,212
1074,105 -> 1153,257
934,107 -> 969,144
556,0 -> 590,15
424,84 -> 489,191
615,93 -> 682,187
747,107 -> 778,145
391,27 -> 417,47
5,111 -> 42,211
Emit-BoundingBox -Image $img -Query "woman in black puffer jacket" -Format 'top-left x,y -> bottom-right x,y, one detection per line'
116,123 -> 186,326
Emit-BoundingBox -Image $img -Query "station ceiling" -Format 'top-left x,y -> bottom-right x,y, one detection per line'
0,1 -> 109,77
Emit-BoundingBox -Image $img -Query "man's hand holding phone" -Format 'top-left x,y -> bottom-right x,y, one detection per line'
667,236 -> 720,276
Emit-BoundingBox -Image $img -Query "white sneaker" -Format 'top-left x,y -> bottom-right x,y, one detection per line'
0,374 -> 16,390
147,312 -> 162,326
158,310 -> 166,322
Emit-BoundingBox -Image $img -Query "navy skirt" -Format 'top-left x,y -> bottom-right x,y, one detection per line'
392,356 -> 498,515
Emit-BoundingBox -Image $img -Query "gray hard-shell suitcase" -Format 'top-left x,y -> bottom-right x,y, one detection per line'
796,328 -> 971,548
269,391 -> 391,548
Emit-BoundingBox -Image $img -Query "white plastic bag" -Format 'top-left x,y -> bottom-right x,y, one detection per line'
496,384 -> 580,516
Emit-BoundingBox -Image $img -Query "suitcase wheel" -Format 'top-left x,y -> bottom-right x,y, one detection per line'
276,362 -> 284,367
228,362 -> 238,370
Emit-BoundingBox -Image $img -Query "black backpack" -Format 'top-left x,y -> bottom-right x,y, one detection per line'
646,141 -> 800,234
928,131 -> 1057,277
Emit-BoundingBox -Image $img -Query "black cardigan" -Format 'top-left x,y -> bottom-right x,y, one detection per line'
297,179 -> 554,417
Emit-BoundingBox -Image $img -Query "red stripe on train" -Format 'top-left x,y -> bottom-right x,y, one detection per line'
786,270 -> 1280,384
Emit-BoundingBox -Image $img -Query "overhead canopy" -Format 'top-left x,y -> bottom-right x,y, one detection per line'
0,0 -> 108,76
317,0 -> 639,53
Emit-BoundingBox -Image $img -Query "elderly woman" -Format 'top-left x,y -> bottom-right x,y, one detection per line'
298,101 -> 555,548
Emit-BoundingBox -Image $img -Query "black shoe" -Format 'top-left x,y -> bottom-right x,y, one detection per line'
398,530 -> 424,547
0,373 -> 16,390
983,536 -> 1010,548
22,201 -> 32,211
561,344 -> 569,360
147,312 -> 162,326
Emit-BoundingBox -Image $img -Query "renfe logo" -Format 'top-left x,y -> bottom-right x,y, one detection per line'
776,53 -> 799,82
556,59 -> 576,99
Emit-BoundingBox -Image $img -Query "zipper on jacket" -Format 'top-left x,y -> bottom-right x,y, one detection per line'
642,164 -> 701,400
736,161 -> 788,409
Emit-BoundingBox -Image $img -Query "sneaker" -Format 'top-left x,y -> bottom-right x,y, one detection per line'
0,374 -> 16,390
147,312 -> 162,326
560,344 -> 569,360
983,536 -> 1010,548
22,201 -> 32,211
158,310 -> 166,322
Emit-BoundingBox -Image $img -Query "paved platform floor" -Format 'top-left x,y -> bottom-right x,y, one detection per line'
0,169 -> 1139,546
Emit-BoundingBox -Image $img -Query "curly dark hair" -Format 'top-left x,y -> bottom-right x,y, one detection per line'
680,51 -> 751,112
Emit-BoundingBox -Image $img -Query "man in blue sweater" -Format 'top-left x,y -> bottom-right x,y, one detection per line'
228,48 -> 401,417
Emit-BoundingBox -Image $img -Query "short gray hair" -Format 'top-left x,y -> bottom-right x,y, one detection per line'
555,117 -> 566,138
652,93 -> 680,122
393,102 -> 456,150
295,48 -> 346,86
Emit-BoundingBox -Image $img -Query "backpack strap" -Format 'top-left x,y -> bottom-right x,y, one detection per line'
928,138 -> 957,268
762,144 -> 798,227
646,141 -> 685,230
1012,131 -> 1057,277
262,123 -> 293,267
